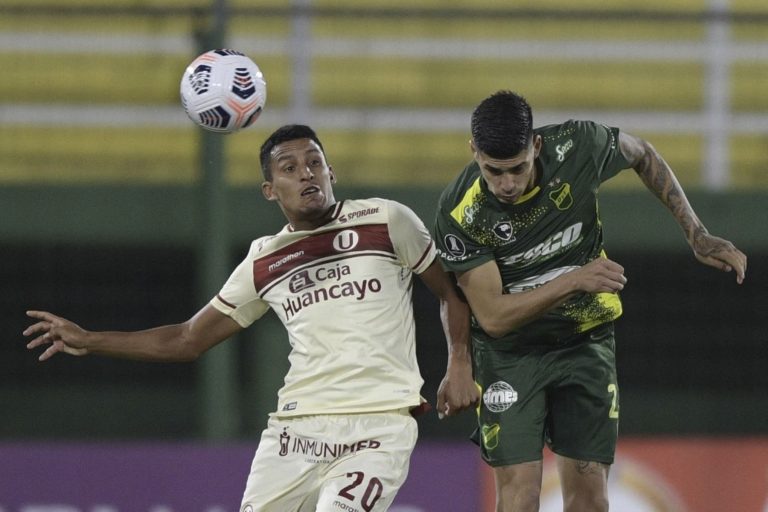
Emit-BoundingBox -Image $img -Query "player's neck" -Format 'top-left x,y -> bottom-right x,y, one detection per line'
524,161 -> 542,193
288,203 -> 337,232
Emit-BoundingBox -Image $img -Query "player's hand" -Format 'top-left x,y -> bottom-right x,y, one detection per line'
569,257 -> 627,294
436,355 -> 479,419
24,310 -> 89,361
691,232 -> 747,284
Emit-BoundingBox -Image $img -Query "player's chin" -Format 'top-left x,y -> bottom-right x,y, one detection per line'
300,191 -> 330,208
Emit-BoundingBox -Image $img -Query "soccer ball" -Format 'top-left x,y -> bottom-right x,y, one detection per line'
180,49 -> 267,133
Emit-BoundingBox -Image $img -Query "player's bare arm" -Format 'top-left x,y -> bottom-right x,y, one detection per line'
456,258 -> 626,339
418,260 -> 479,417
619,132 -> 747,283
24,304 -> 242,362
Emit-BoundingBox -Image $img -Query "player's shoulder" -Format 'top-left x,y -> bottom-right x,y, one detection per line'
537,120 -> 618,158
247,233 -> 281,256
337,197 -> 394,223
438,160 -> 482,210
536,119 -> 610,143
343,197 -> 426,226
336,197 -> 406,224
342,197 -> 391,211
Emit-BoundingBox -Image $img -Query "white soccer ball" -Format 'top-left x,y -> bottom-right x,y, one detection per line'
180,49 -> 267,133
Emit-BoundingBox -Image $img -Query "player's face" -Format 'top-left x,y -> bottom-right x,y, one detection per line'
262,138 -> 336,229
472,135 -> 542,205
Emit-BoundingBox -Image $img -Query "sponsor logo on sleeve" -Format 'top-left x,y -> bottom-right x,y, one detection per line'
443,234 -> 466,257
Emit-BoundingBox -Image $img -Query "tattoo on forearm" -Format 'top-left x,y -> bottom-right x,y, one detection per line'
635,143 -> 702,242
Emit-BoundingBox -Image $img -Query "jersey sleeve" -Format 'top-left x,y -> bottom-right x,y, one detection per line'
581,121 -> 631,182
209,240 -> 271,328
387,200 -> 436,274
432,203 -> 496,274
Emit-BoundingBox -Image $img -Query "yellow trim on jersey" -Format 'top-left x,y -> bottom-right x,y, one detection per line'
450,177 -> 484,224
514,185 -> 541,205
576,291 -> 623,333
449,178 -> 542,225
576,249 -> 623,332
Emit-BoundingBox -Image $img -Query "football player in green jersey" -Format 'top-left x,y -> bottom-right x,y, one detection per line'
433,91 -> 747,512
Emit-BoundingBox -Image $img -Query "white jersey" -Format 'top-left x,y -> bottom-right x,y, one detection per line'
211,198 -> 436,417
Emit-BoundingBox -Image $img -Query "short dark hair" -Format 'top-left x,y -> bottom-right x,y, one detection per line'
471,90 -> 534,159
259,124 -> 326,180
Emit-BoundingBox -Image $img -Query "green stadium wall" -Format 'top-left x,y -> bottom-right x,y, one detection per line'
2,186 -> 765,440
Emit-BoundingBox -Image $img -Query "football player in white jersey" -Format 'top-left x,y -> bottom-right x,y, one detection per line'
25,124 -> 479,511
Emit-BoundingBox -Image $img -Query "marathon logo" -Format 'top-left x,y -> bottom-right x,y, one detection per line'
269,250 -> 305,272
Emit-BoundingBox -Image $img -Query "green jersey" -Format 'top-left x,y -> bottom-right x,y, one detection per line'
434,120 -> 631,350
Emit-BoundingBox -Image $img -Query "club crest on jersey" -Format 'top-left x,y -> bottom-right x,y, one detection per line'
549,182 -> 573,210
332,229 -> 359,252
493,221 -> 515,243
443,234 -> 466,257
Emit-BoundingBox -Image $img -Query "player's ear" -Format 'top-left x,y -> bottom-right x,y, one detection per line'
469,139 -> 478,157
470,139 -> 485,165
533,134 -> 543,157
262,181 -> 277,201
329,166 -> 336,184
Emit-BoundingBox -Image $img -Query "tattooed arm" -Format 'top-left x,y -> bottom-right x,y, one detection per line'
619,132 -> 747,284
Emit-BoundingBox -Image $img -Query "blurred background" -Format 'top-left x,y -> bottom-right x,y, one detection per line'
1,0 -> 766,510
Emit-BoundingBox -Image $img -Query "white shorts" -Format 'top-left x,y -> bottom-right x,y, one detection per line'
240,409 -> 418,512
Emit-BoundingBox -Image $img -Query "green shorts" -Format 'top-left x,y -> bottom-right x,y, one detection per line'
472,323 -> 619,466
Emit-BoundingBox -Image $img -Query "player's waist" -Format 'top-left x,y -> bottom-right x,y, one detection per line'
273,394 -> 424,418
472,317 -> 617,352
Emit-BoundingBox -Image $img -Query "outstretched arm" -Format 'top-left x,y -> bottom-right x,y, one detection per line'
619,132 -> 747,283
417,259 -> 479,418
24,304 -> 243,362
457,257 -> 626,339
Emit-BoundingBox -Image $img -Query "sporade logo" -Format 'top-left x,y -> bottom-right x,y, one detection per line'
338,207 -> 380,223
